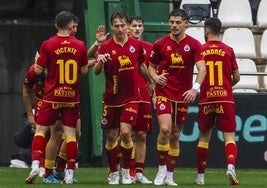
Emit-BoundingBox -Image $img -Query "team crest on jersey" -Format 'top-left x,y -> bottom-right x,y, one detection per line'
101,117 -> 108,125
184,44 -> 190,52
159,103 -> 166,111
129,46 -> 135,53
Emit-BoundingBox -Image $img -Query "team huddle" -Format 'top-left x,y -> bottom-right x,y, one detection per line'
23,9 -> 240,186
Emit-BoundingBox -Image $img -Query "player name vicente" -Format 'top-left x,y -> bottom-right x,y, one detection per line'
54,47 -> 77,55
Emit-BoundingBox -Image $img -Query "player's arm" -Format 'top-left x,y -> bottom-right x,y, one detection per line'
148,63 -> 168,86
182,60 -> 206,103
88,59 -> 95,68
88,25 -> 110,57
35,65 -> 43,75
81,65 -> 88,76
139,63 -> 154,84
22,85 -> 35,127
232,69 -> 240,86
87,42 -> 99,58
194,60 -> 207,88
94,53 -> 110,75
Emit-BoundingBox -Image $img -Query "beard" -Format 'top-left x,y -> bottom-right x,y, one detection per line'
172,31 -> 180,37
205,35 -> 208,42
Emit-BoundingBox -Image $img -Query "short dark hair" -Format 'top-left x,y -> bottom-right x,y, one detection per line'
110,11 -> 128,24
204,17 -> 222,34
55,11 -> 75,29
169,9 -> 189,21
128,15 -> 144,24
72,14 -> 79,24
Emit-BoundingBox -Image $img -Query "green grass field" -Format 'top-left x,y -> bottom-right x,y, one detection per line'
0,167 -> 266,188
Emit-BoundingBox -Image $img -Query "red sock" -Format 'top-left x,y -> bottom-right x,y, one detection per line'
55,156 -> 66,172
135,162 -> 144,173
31,135 -> 46,161
166,155 -> 178,172
225,142 -> 237,165
66,141 -> 77,170
45,168 -> 53,178
40,156 -> 45,168
197,146 -> 208,173
106,146 -> 118,172
158,150 -> 168,166
129,158 -> 135,172
120,146 -> 133,169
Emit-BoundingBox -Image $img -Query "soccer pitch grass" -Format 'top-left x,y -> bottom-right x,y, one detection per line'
0,167 -> 266,188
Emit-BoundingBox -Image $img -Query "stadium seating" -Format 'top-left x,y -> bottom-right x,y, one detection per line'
185,27 -> 205,44
180,0 -> 211,26
217,0 -> 253,28
222,28 -> 256,59
260,29 -> 267,59
257,0 -> 267,28
233,58 -> 259,93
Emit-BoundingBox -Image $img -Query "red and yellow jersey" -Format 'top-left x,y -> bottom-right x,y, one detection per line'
24,64 -> 45,100
150,34 -> 203,101
199,40 -> 238,104
97,37 -> 144,106
36,35 -> 88,103
139,40 -> 153,103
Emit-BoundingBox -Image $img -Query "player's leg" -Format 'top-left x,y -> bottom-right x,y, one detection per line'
195,129 -> 212,185
224,132 -> 239,185
119,103 -> 138,185
25,124 -> 49,184
195,103 -> 214,185
43,120 -> 63,183
134,102 -> 152,184
61,108 -> 79,184
218,103 -> 239,185
105,128 -> 120,184
154,98 -> 172,186
102,105 -> 120,185
164,103 -> 188,186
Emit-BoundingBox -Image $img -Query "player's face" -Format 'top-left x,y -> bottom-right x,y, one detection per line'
70,22 -> 78,36
111,18 -> 128,41
129,20 -> 144,40
169,16 -> 188,37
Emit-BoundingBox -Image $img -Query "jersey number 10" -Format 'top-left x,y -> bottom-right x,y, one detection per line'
57,59 -> 78,84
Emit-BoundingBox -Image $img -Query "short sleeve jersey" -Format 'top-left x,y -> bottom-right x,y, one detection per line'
24,64 -> 45,100
97,37 -> 144,106
199,41 -> 238,104
150,34 -> 203,101
36,35 -> 88,103
139,40 -> 153,102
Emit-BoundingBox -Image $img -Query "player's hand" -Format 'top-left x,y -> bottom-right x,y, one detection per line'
27,115 -> 36,129
182,89 -> 197,103
154,73 -> 169,87
34,51 -> 40,62
97,53 -> 111,63
96,25 -> 110,43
